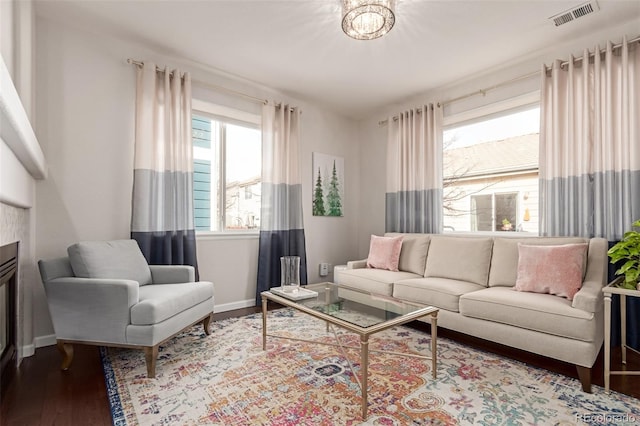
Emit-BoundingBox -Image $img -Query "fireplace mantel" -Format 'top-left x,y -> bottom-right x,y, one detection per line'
0,55 -> 46,181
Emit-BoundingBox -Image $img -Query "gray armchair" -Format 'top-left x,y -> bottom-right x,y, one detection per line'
38,240 -> 214,378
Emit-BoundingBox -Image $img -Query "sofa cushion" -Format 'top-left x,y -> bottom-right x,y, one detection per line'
68,240 -> 152,286
514,243 -> 588,300
393,277 -> 485,312
424,236 -> 493,286
459,287 -> 596,342
488,237 -> 588,287
366,235 -> 404,272
337,269 -> 421,296
385,233 -> 431,275
131,282 -> 214,325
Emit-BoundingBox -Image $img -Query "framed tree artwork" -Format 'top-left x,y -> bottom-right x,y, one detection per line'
312,152 -> 344,217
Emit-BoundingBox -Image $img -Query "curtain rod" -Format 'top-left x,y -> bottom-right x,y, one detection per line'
377,70 -> 540,126
127,58 -> 268,105
378,35 -> 640,127
545,35 -> 640,71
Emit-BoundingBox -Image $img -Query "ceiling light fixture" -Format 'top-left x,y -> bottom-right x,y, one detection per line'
342,0 -> 396,40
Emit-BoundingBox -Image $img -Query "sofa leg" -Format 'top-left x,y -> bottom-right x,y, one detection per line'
576,365 -> 592,393
56,340 -> 74,371
203,314 -> 212,336
144,345 -> 159,378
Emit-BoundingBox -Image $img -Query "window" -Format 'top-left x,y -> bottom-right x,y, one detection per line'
192,102 -> 261,232
470,192 -> 518,231
443,100 -> 539,233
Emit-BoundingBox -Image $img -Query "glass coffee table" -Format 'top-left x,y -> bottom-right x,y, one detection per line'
261,282 -> 439,419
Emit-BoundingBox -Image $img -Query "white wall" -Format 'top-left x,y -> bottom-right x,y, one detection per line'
33,15 -> 362,339
355,19 -> 640,258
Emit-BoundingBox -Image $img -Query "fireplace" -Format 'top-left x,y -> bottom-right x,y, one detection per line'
0,242 -> 18,397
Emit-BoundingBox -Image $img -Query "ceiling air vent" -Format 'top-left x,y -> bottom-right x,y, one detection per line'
549,1 -> 599,27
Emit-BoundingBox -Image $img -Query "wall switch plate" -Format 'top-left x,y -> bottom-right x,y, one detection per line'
319,263 -> 329,276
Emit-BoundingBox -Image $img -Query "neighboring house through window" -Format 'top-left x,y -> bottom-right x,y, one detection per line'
192,100 -> 261,232
442,94 -> 540,233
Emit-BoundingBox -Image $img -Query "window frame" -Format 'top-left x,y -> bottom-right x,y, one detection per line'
470,191 -> 519,232
442,91 -> 540,235
192,100 -> 261,237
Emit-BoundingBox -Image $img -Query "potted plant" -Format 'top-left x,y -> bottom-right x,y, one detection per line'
501,218 -> 513,231
607,219 -> 640,290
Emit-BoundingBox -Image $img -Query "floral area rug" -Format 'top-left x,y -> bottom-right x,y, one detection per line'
101,309 -> 639,425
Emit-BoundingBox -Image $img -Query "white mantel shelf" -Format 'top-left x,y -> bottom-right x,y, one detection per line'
0,55 -> 46,181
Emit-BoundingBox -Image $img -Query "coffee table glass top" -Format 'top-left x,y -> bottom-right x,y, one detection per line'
265,282 -> 430,329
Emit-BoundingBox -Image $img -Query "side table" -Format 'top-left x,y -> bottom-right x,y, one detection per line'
603,277 -> 640,392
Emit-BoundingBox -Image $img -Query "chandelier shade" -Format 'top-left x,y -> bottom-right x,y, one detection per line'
342,0 -> 396,40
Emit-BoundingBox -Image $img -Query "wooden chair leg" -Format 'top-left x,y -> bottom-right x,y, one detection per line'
576,365 -> 592,393
56,340 -> 74,371
203,314 -> 212,336
144,345 -> 159,378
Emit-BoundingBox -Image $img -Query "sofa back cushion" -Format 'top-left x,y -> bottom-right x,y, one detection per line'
424,236 -> 493,286
489,237 -> 589,287
68,239 -> 152,286
385,233 -> 431,275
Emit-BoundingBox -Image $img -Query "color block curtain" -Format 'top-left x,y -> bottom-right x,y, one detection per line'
540,37 -> 640,351
540,36 -> 640,240
386,104 -> 443,233
131,62 -> 199,277
256,103 -> 307,303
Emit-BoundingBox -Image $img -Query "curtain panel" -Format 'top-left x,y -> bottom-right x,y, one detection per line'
131,62 -> 199,277
540,37 -> 640,240
256,103 -> 307,303
386,104 -> 443,233
540,37 -> 640,350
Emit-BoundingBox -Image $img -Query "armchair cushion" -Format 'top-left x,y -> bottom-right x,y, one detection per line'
68,240 -> 152,286
131,282 -> 214,325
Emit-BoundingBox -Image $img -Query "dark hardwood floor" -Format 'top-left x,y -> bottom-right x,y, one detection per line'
1,306 -> 638,426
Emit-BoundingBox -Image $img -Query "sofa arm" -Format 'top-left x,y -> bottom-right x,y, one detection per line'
572,279 -> 604,313
573,238 -> 608,313
347,259 -> 368,269
43,277 -> 139,344
149,265 -> 195,284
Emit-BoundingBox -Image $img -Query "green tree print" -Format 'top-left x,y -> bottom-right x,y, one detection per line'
313,167 -> 325,216
327,160 -> 342,216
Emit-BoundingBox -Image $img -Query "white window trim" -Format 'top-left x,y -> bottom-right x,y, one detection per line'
193,99 -> 261,238
443,91 -> 540,128
193,99 -> 260,125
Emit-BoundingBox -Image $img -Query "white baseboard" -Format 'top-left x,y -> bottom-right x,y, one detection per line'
214,299 -> 256,313
35,333 -> 56,348
18,343 -> 35,358
19,334 -> 57,358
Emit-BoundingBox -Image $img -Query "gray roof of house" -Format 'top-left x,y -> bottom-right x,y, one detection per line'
443,134 -> 538,179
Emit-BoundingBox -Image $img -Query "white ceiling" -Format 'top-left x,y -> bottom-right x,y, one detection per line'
35,0 -> 640,118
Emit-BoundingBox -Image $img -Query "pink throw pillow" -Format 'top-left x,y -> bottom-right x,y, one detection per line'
514,243 -> 588,301
367,235 -> 404,272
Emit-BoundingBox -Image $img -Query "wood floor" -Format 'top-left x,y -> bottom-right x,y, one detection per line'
2,306 -> 639,426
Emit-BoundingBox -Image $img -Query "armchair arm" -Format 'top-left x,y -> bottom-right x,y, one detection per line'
347,259 -> 368,269
149,265 -> 195,284
43,277 -> 139,344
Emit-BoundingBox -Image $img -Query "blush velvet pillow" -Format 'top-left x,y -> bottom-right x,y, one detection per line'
366,235 -> 404,272
514,243 -> 588,300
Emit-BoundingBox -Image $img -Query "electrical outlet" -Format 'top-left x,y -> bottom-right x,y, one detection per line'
319,263 -> 329,276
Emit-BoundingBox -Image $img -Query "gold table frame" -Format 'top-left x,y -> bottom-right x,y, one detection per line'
603,277 -> 640,392
261,283 -> 438,419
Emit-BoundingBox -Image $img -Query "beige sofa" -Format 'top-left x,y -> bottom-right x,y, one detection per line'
335,233 -> 608,392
